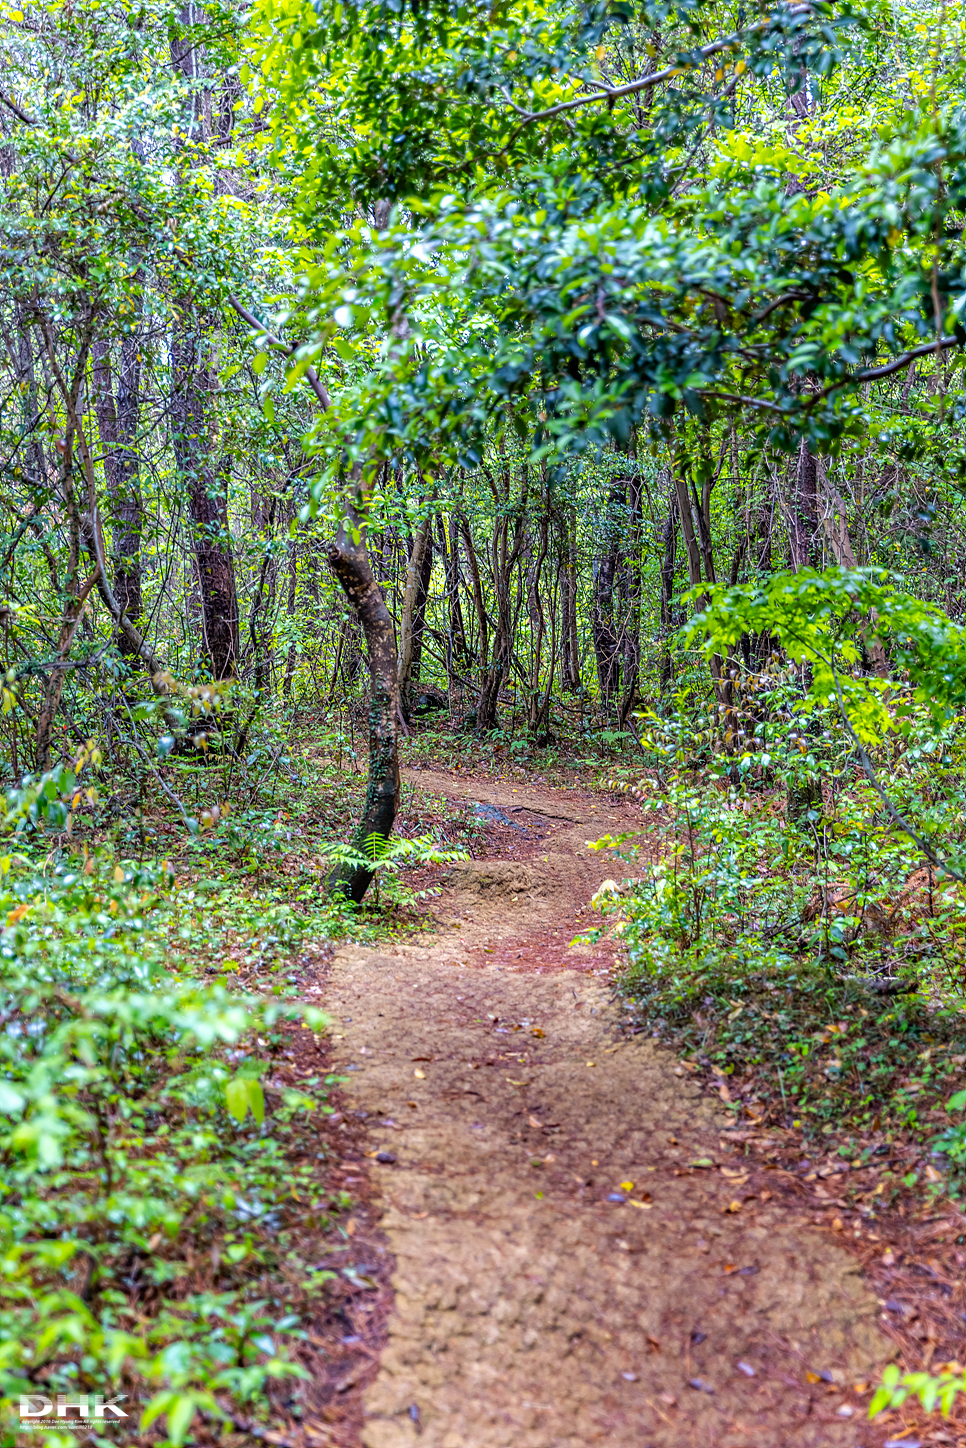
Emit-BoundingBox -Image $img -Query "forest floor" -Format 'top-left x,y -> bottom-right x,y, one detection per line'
305,765 -> 927,1448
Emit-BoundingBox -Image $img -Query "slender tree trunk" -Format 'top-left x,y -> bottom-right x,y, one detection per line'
248,493 -> 280,695
441,513 -> 469,666
658,485 -> 678,697
788,438 -> 821,570
619,474 -> 642,726
526,512 -> 549,733
410,521 -> 433,686
170,12 -> 238,683
282,532 -> 298,699
560,505 -> 580,692
397,515 -> 432,725
591,487 -> 622,714
92,330 -> 143,656
477,513 -> 526,732
458,514 -> 488,679
170,328 -> 239,680
325,506 -> 400,903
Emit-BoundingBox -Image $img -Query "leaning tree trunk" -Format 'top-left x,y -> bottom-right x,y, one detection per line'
326,506 -> 400,902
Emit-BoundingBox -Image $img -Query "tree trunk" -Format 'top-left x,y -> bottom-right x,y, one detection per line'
658,485 -> 679,697
788,438 -> 821,570
325,508 -> 400,902
458,513 -> 488,676
526,512 -> 549,733
559,505 -> 580,692
619,473 -> 642,726
397,515 -> 432,725
170,327 -> 240,680
92,331 -> 143,656
248,493 -> 281,696
282,532 -> 299,699
591,488 -> 622,714
410,521 -> 433,686
441,513 -> 469,666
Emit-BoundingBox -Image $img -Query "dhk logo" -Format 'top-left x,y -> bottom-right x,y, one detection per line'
20,1394 -> 129,1418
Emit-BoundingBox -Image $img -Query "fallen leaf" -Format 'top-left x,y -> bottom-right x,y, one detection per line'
881,1248 -> 896,1266
413,1069 -> 425,1079
346,1220 -> 356,1236
620,1180 -> 635,1191
658,1392 -> 677,1406
628,1200 -> 653,1210
832,1216 -> 844,1232
529,1115 -> 544,1128
586,1061 -> 597,1068
646,1335 -> 661,1352
760,1189 -> 772,1202
723,1199 -> 742,1213
531,1027 -> 545,1038
506,1078 -> 530,1086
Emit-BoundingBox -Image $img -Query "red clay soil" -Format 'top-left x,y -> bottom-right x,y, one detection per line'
314,767 -> 913,1448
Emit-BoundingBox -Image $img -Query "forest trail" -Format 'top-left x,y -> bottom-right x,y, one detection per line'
324,768 -> 890,1448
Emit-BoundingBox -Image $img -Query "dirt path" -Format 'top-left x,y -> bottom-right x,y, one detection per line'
324,768 -> 890,1447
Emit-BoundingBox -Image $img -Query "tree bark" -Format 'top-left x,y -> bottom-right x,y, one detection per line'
170,327 -> 240,680
526,511 -> 549,733
326,508 -> 400,902
591,487 -> 622,714
441,513 -> 469,667
398,515 -> 432,724
92,330 -> 143,657
619,473 -> 642,726
658,484 -> 679,696
476,474 -> 528,733
559,505 -> 580,692
458,513 -> 488,675
788,438 -> 821,570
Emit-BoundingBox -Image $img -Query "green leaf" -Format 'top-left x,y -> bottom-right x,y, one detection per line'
0,1081 -> 25,1112
226,1077 -> 249,1122
247,1079 -> 265,1125
251,352 -> 268,376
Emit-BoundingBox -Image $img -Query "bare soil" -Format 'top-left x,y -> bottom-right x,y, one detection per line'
322,767 -> 895,1447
